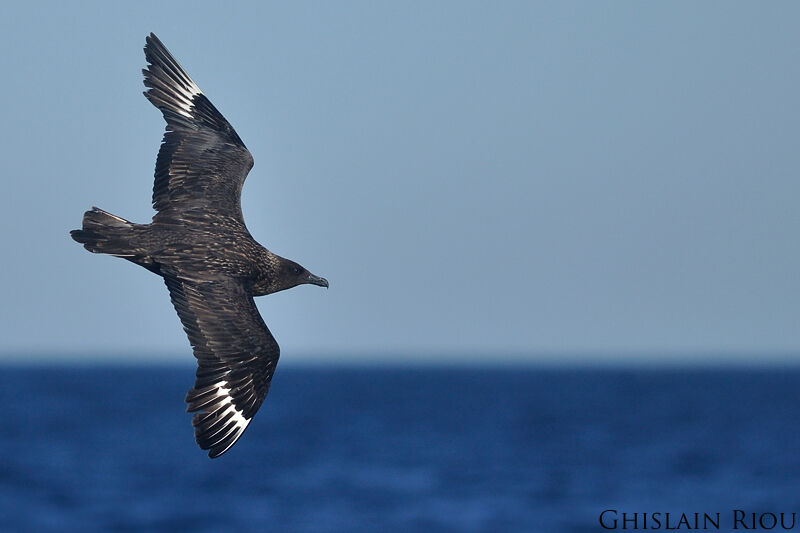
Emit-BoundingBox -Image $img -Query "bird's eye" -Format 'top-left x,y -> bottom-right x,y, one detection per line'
294,266 -> 302,275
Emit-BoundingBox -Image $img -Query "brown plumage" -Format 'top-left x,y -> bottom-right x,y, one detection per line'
70,33 -> 328,458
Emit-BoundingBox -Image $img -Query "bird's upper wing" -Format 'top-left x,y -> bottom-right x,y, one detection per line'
163,270 -> 279,458
143,33 -> 254,224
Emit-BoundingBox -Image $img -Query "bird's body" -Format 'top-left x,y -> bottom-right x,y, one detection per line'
71,34 -> 328,458
101,213 -> 281,294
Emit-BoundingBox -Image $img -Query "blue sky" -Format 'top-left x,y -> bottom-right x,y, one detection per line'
1,2 -> 798,364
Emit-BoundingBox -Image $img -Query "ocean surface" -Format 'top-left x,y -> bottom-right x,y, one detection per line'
2,364 -> 800,532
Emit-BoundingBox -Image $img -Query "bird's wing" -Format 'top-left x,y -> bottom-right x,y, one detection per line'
163,270 -> 279,458
143,33 -> 254,224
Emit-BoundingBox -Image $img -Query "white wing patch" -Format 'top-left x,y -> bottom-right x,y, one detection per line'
205,380 -> 251,455
172,79 -> 202,119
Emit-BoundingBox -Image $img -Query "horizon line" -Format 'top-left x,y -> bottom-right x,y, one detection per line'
1,349 -> 799,368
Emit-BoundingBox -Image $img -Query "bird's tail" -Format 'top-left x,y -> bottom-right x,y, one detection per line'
70,207 -> 137,257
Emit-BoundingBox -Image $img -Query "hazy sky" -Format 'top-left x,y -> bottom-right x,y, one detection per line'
1,2 -> 798,363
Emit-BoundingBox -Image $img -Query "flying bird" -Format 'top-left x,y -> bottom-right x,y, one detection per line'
71,34 -> 328,458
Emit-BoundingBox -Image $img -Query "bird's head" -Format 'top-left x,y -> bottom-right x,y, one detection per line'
274,258 -> 329,294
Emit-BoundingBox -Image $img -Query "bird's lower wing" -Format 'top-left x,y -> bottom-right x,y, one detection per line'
163,270 -> 279,458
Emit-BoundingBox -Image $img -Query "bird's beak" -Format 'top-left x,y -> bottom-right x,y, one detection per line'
307,273 -> 329,288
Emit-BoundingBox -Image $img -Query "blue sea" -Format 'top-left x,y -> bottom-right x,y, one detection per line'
2,364 -> 800,532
